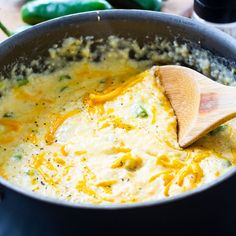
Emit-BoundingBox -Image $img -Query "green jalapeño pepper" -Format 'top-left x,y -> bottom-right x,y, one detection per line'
21,0 -> 113,25
107,0 -> 162,11
134,0 -> 162,11
0,21 -> 12,37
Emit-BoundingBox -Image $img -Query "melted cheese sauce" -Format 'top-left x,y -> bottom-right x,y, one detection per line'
0,60 -> 235,204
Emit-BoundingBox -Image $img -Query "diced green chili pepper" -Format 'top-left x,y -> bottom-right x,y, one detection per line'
21,0 -> 113,25
209,125 -> 227,136
108,0 -> 162,11
3,112 -> 15,118
60,86 -> 68,92
12,154 -> 22,160
17,79 -> 29,87
223,160 -> 232,168
135,105 -> 148,118
59,75 -> 71,81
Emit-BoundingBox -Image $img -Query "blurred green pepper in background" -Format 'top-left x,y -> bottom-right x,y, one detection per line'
21,0 -> 113,25
107,0 -> 162,11
1,0 -> 163,37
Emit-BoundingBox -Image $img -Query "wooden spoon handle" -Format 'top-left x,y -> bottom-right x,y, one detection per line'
212,85 -> 236,112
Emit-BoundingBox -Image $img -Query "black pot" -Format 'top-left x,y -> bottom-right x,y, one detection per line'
0,10 -> 236,236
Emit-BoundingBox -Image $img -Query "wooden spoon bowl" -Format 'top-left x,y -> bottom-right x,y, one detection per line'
157,65 -> 236,148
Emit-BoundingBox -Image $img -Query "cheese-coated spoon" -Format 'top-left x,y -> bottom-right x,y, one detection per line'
156,65 -> 236,148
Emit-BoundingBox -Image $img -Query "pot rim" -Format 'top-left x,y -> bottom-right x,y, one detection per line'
0,9 -> 236,210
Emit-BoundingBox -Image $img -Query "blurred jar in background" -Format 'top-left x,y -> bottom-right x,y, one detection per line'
193,0 -> 236,38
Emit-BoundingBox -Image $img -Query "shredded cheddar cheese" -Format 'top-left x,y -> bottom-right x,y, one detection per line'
88,72 -> 147,104
0,58 -> 234,205
45,109 -> 80,145
0,119 -> 20,131
111,153 -> 143,171
60,145 -> 68,156
75,150 -> 87,156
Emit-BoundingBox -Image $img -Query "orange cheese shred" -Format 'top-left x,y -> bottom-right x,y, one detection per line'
156,155 -> 185,170
0,119 -> 20,131
96,180 -> 117,195
111,152 -> 143,171
151,106 -> 157,124
32,153 -> 56,171
100,117 -> 134,131
26,132 -> 38,145
31,153 -> 58,186
231,148 -> 236,165
0,165 -> 8,179
106,146 -> 131,154
96,180 -> 117,187
37,168 -> 57,186
15,89 -> 52,103
75,150 -> 87,156
177,163 -> 203,187
76,180 -> 97,196
149,170 -> 173,183
164,180 -> 173,197
45,109 -> 80,145
60,145 -> 68,156
0,136 -> 15,144
88,71 -> 147,104
54,157 -> 66,165
102,78 -> 113,93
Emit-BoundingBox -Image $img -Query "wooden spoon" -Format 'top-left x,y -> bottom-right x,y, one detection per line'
156,65 -> 236,148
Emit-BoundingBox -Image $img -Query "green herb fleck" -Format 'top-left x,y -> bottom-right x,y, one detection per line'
26,169 -> 34,176
17,79 -> 29,87
12,154 -> 22,160
60,86 -> 68,92
99,79 -> 106,84
3,112 -> 14,118
209,125 -> 227,136
223,160 -> 232,168
0,81 -> 5,90
59,75 -> 71,81
135,105 -> 148,118
233,68 -> 236,76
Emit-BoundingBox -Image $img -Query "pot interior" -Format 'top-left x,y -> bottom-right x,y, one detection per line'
0,10 -> 236,208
